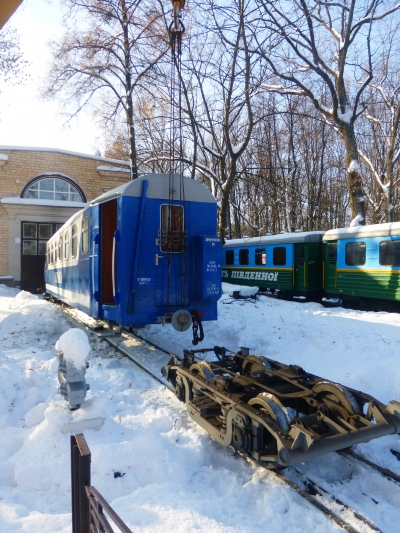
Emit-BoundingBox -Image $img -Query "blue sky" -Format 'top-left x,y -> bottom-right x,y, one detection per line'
0,0 -> 100,154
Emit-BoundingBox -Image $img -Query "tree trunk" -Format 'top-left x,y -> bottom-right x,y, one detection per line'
121,0 -> 138,181
340,122 -> 366,225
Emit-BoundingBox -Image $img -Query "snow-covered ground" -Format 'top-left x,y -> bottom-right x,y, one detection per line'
0,283 -> 400,532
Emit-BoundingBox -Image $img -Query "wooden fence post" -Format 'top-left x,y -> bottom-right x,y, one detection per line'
71,433 -> 91,533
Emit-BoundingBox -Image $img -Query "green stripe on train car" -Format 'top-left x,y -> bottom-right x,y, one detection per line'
336,269 -> 400,301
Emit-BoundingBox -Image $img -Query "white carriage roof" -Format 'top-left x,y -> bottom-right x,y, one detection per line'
323,222 -> 400,240
90,173 -> 216,205
224,231 -> 326,247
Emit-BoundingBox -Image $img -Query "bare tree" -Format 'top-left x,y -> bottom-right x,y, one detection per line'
0,26 -> 27,91
43,0 -> 170,180
248,0 -> 400,225
358,17 -> 400,221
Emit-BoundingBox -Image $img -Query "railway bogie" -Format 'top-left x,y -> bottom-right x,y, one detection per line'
162,347 -> 400,468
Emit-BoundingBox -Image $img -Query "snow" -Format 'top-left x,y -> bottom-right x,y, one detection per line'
0,284 -> 400,532
0,154 -> 8,161
338,109 -> 354,124
349,214 -> 364,227
225,231 -> 325,246
324,220 -> 400,240
97,166 -> 130,173
55,329 -> 90,369
1,197 -> 88,208
348,160 -> 360,173
0,145 -> 130,167
232,142 -> 244,155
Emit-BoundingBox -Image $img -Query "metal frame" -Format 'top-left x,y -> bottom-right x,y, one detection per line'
71,434 -> 132,533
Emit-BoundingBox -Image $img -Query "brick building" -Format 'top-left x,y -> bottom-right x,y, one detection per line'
0,146 -> 130,292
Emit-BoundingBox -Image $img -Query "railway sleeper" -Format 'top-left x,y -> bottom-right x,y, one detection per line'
161,347 -> 400,468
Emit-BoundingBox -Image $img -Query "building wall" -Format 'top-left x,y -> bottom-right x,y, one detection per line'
0,146 -> 130,285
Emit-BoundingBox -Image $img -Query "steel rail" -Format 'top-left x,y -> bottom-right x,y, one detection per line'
340,450 -> 400,485
291,468 -> 382,533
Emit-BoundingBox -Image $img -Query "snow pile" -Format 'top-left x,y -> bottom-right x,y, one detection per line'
0,284 -> 400,532
221,282 -> 259,297
55,328 -> 90,369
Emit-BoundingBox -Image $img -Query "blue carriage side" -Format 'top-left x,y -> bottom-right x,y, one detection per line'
45,173 -> 221,330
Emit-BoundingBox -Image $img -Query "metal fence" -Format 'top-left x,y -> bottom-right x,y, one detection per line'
71,434 -> 133,533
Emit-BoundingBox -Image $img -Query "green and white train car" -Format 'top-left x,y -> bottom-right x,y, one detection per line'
323,222 -> 400,309
222,232 -> 325,299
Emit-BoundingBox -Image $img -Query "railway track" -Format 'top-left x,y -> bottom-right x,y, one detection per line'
59,304 -> 400,533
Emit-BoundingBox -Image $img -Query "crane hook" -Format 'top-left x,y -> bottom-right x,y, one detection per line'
170,0 -> 185,32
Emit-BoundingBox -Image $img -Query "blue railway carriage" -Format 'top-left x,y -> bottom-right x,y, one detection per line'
222,231 -> 325,299
45,173 -> 221,332
323,222 -> 400,309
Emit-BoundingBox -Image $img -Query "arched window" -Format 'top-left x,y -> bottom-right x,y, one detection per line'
21,174 -> 86,203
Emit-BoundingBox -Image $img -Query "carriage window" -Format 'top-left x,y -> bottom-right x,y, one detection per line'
160,205 -> 185,253
225,250 -> 234,265
297,246 -> 305,265
58,238 -> 62,261
239,249 -> 249,265
51,243 -> 54,264
55,240 -> 58,262
255,248 -> 266,265
346,242 -> 366,266
64,232 -> 69,260
379,240 -> 400,266
328,243 -> 337,265
81,216 -> 89,255
47,245 -> 50,264
72,224 -> 78,258
273,247 -> 286,265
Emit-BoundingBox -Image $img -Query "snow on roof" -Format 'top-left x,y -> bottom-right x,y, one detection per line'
91,173 -> 216,205
323,222 -> 400,240
1,197 -> 88,208
224,231 -> 326,247
0,145 -> 130,167
97,165 -> 130,173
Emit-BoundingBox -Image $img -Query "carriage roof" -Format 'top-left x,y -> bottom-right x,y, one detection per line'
323,222 -> 400,241
224,231 -> 325,247
91,173 -> 216,205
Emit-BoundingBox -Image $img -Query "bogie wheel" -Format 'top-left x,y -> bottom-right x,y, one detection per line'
248,393 -> 291,461
313,382 -> 361,451
189,361 -> 214,381
241,355 -> 272,377
248,393 -> 291,431
313,381 -> 361,420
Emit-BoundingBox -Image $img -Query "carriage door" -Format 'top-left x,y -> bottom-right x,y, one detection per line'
324,241 -> 338,294
155,204 -> 189,307
100,199 -> 118,306
294,243 -> 306,291
89,205 -> 101,317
